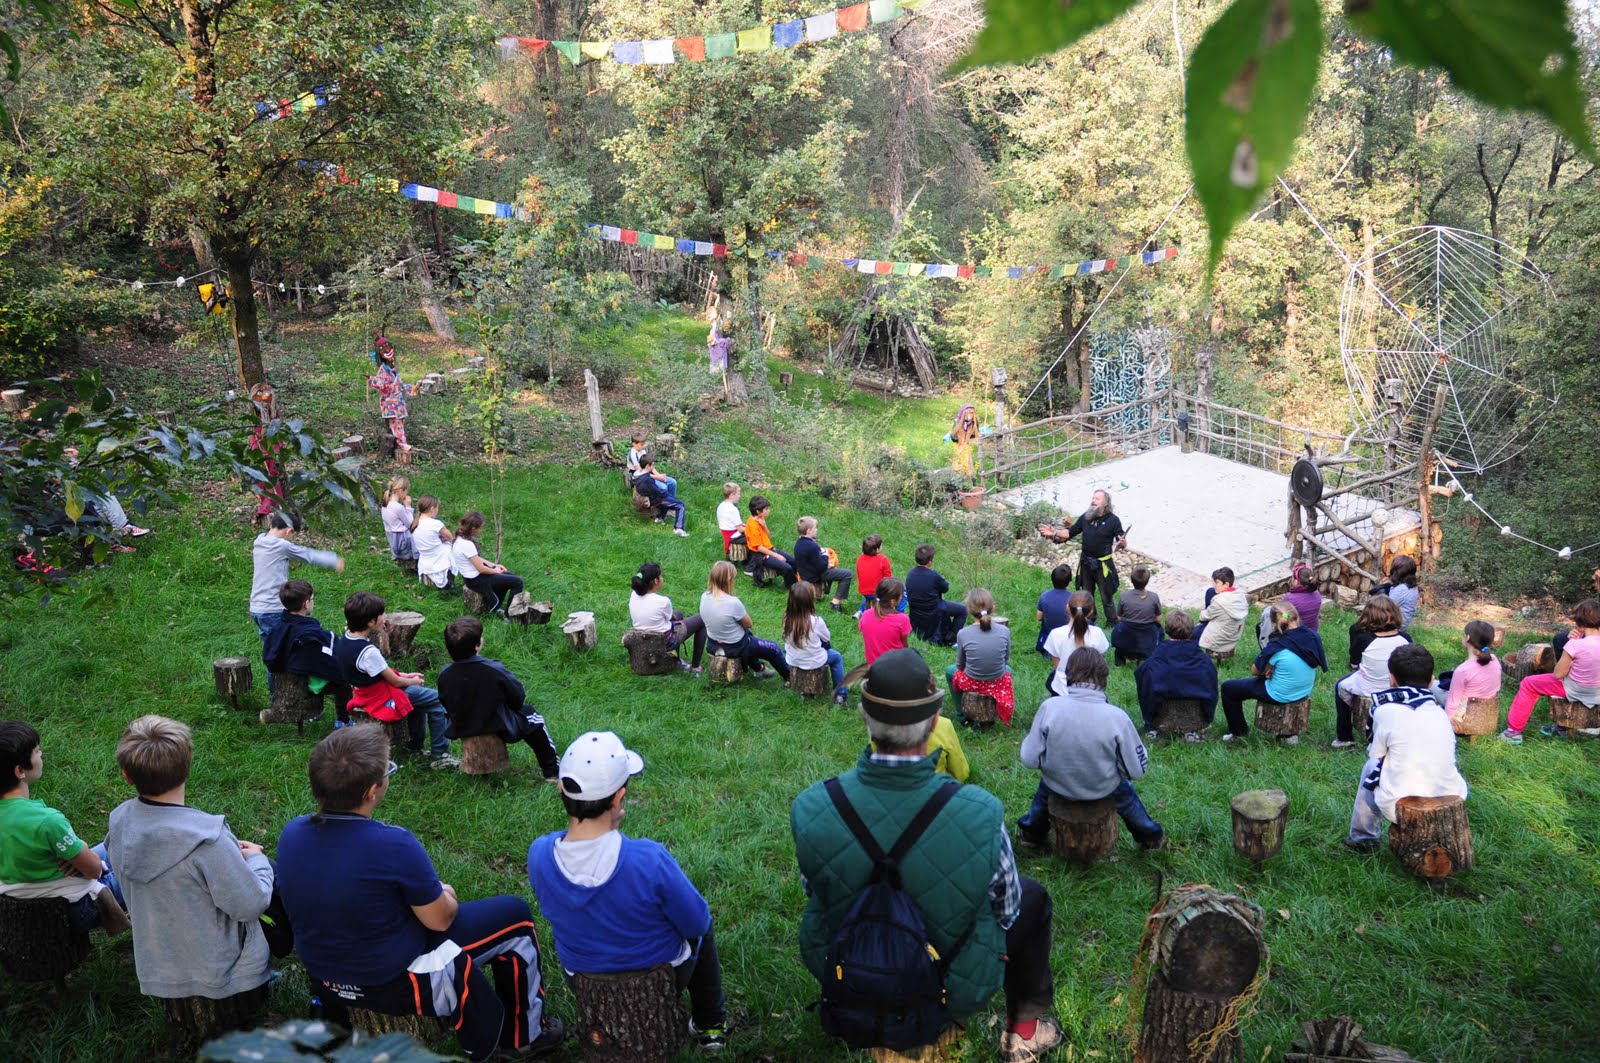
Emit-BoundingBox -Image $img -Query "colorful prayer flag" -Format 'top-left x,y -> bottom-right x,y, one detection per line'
642,39 -> 675,64
704,33 -> 736,59
579,41 -> 612,61
807,255 -> 825,268
612,41 -> 644,64
737,27 -> 772,52
676,238 -> 696,253
773,20 -> 804,48
676,37 -> 707,61
620,229 -> 638,245
437,191 -> 458,209
1006,267 -> 1023,279
601,225 -> 621,240
805,11 -> 839,41
553,41 -> 581,64
890,262 -> 910,275
874,260 -> 893,275
1048,264 -> 1066,279
496,203 -> 513,219
401,183 -> 419,199
417,186 -> 439,203
957,265 -> 975,279
837,3 -> 870,32
694,240 -> 713,255
869,0 -> 900,25
456,196 -> 477,212
975,266 -> 993,278
855,259 -> 875,273
712,243 -> 728,257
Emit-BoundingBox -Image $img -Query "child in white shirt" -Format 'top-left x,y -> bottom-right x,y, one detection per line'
412,495 -> 454,589
716,483 -> 743,556
783,582 -> 847,706
380,476 -> 416,565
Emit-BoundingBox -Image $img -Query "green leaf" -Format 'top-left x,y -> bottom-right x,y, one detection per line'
63,481 -> 83,523
1186,0 -> 1323,273
953,0 -> 1141,71
1346,0 -> 1596,159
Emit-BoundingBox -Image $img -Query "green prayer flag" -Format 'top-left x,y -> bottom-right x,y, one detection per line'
974,266 -> 993,278
869,0 -> 900,25
807,255 -> 825,269
891,262 -> 910,275
1048,264 -> 1066,278
456,196 -> 477,212
553,41 -> 581,64
704,33 -> 736,59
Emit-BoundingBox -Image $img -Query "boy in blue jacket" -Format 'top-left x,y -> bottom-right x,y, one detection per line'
261,579 -> 350,724
437,617 -> 559,780
527,732 -> 728,1048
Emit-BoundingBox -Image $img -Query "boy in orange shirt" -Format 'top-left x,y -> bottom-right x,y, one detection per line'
743,496 -> 796,589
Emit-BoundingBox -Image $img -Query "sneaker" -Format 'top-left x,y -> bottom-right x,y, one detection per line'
749,668 -> 777,680
1499,728 -> 1523,744
1220,732 -> 1244,743
1183,731 -> 1203,744
1540,723 -> 1569,738
833,690 -> 850,708
1015,828 -> 1049,852
1343,837 -> 1380,854
510,1017 -> 569,1058
1000,1016 -> 1063,1063
1330,739 -> 1356,749
688,1018 -> 729,1050
1140,831 -> 1167,852
673,528 -> 689,537
430,753 -> 462,771
830,601 -> 845,613
1145,729 -> 1159,741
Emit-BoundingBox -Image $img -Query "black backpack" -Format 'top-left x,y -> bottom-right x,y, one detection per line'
818,777 -> 972,1050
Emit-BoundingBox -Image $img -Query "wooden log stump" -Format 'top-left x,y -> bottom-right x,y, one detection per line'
380,431 -> 399,458
631,490 -> 657,516
866,1023 -> 963,1063
1205,648 -> 1235,666
260,672 -> 326,736
1389,795 -> 1473,880
1047,792 -> 1119,865
463,586 -> 492,615
330,446 -> 353,461
349,712 -> 412,752
1135,886 -> 1265,1063
506,594 -> 552,626
571,964 -> 687,1063
213,657 -> 253,710
1550,697 -> 1600,731
653,432 -> 678,459
706,653 -> 744,685
1453,696 -> 1500,742
727,540 -> 749,563
2,388 -> 27,414
460,735 -> 510,776
1254,698 -> 1310,739
340,434 -> 364,454
1504,642 -> 1554,683
1231,789 -> 1289,863
159,983 -> 270,1044
382,611 -> 426,658
0,895 -> 91,985
345,1007 -> 442,1041
1351,694 -> 1373,736
959,691 -> 999,726
778,371 -> 794,388
623,629 -> 679,676
1153,698 -> 1209,739
789,665 -> 831,697
563,612 -> 599,651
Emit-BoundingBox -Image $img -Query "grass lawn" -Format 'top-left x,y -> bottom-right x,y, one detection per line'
5,319 -> 1598,1062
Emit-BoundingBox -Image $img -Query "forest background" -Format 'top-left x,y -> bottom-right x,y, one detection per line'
2,0 -> 1599,601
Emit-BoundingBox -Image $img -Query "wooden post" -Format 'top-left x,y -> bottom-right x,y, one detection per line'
2,388 -> 26,414
212,658 -> 253,710
1231,789 -> 1289,862
1046,792 -> 1119,864
1416,384 -> 1447,600
1193,351 -> 1213,455
1136,886 -> 1265,1063
1389,795 -> 1473,879
563,611 -> 598,651
585,368 -> 605,445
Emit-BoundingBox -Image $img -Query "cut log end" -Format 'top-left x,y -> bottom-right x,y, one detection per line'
382,611 -> 426,658
1154,698 -> 1209,737
706,653 -> 744,685
1231,789 -> 1289,863
460,735 -> 511,776
1389,794 -> 1473,880
789,665 -> 831,697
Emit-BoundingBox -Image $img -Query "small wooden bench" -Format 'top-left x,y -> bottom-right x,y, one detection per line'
460,735 -> 510,776
1389,794 -> 1473,880
789,665 -> 831,697
1047,791 -> 1119,865
623,629 -> 680,676
1254,697 -> 1311,741
572,964 -> 687,1063
0,895 -> 91,989
1452,696 -> 1500,742
959,691 -> 999,727
1152,698 -> 1209,739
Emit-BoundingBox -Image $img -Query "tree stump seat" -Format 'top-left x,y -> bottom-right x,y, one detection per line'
727,541 -> 749,563
1046,791 -> 1119,865
631,491 -> 657,516
1389,795 -> 1473,880
349,711 -> 412,751
380,611 -> 426,657
1254,697 -> 1311,738
213,657 -> 253,710
789,665 -> 831,697
1504,642 -> 1554,683
1550,697 -> 1600,731
1351,694 -> 1373,735
159,982 -> 270,1044
344,1007 -> 443,1041
959,691 -> 999,727
0,895 -> 91,987
571,964 -> 687,1063
1453,696 -> 1500,742
706,653 -> 744,685
462,586 -> 492,615
1231,789 -> 1289,862
1153,698 -> 1209,738
1205,648 -> 1234,665
507,593 -> 552,626
460,735 -> 511,776
1136,886 -> 1264,1063
623,629 -> 680,676
866,1023 -> 964,1063
260,672 -> 326,736
563,612 -> 599,651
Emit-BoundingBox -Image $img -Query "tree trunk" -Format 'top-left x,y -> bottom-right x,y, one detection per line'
1389,795 -> 1473,879
959,691 -> 999,726
789,666 -> 831,697
571,965 -> 687,1063
1153,698 -> 1209,737
460,735 -> 510,776
1230,789 -> 1289,862
1136,887 -> 1264,1063
187,227 -> 216,273
707,653 -> 744,685
1138,970 -> 1243,1063
407,232 -> 456,341
219,244 -> 266,388
623,629 -> 679,676
261,672 -> 326,734
1046,792 -> 1119,864
382,611 -> 426,658
212,658 -> 253,708
563,611 -> 598,651
1254,698 -> 1310,738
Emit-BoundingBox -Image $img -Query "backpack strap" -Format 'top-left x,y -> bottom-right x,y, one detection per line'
823,776 -> 887,868
824,777 -> 962,885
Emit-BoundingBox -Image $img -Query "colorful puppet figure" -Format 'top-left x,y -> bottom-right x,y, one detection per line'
368,333 -> 416,453
247,383 -> 288,522
707,315 -> 730,375
950,403 -> 978,475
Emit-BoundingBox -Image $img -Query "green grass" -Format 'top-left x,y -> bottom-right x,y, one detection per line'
8,322 -> 1600,1061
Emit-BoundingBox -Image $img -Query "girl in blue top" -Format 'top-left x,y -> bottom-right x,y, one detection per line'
1217,602 -> 1326,742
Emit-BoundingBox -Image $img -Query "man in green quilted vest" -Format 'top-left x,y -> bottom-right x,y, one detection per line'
791,649 -> 1063,1062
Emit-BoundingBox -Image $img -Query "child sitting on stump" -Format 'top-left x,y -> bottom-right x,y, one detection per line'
1433,620 -> 1501,723
437,617 -> 559,780
1344,644 -> 1466,852
1043,591 -> 1109,696
1109,564 -> 1162,666
334,592 -> 458,771
793,516 -> 853,612
853,534 -> 904,616
782,582 -> 848,706
743,497 -> 794,586
858,577 -> 912,664
1035,563 -> 1074,661
946,588 -> 1014,725
1335,595 -> 1411,749
250,512 -> 344,693
716,483 -> 743,556
905,544 -> 966,647
1134,610 -> 1218,741
451,511 -> 525,616
412,496 -> 455,590
1373,555 -> 1421,630
700,560 -> 789,680
1195,566 -> 1248,657
106,715 -> 291,1011
628,562 -> 706,673
1502,599 -> 1600,743
633,454 -> 688,537
380,476 -> 417,570
1217,603 -> 1325,743
261,579 -> 351,724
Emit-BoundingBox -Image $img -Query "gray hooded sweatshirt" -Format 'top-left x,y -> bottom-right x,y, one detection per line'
1019,684 -> 1149,801
105,798 -> 273,999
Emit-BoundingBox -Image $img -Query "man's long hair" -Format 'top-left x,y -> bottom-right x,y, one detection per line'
1087,490 -> 1113,520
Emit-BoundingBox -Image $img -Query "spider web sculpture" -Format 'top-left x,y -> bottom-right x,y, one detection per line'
1339,226 -> 1556,474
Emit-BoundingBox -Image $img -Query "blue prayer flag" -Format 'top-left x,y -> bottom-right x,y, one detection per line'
774,20 -> 804,47
613,41 -> 644,64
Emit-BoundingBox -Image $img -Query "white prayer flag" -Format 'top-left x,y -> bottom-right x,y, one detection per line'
416,186 -> 439,203
642,38 -> 676,64
805,12 -> 839,41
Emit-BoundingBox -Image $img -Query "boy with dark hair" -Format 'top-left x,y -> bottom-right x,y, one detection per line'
528,732 -> 728,1047
1134,610 -> 1218,741
334,592 -> 457,770
0,721 -> 129,934
905,544 -> 967,648
277,726 -> 566,1061
249,511 -> 344,692
1344,644 -> 1468,852
261,578 -> 351,725
1196,566 -> 1248,656
438,616 -> 560,780
1034,563 -> 1074,659
743,495 -> 796,587
106,715 -> 288,1012
1110,564 -> 1162,666
633,454 -> 689,536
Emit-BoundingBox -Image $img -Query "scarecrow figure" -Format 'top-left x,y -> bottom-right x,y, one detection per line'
368,333 -> 417,457
247,383 -> 288,524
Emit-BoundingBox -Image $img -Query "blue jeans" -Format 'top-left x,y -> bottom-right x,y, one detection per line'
1018,780 -> 1163,847
655,497 -> 687,532
252,611 -> 283,692
404,685 -> 451,758
661,476 -> 678,500
825,648 -> 846,694
66,843 -> 126,933
1347,756 -> 1385,843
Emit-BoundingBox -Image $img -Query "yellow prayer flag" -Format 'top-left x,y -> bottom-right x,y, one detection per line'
379,179 -> 400,193
653,234 -> 674,250
736,27 -> 772,52
579,41 -> 612,60
474,200 -> 497,216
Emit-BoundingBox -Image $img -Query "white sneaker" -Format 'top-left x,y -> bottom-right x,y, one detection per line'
673,528 -> 689,537
1282,734 -> 1299,746
430,753 -> 462,771
1330,739 -> 1356,749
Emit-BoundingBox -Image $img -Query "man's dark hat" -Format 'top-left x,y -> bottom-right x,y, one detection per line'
860,648 -> 944,725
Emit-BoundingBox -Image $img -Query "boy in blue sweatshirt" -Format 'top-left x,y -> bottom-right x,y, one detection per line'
527,732 -> 728,1048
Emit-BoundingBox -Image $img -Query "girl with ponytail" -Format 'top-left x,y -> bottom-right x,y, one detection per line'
1043,591 -> 1109,696
1435,619 -> 1502,722
628,562 -> 706,672
1283,564 -> 1324,632
947,589 -> 1016,724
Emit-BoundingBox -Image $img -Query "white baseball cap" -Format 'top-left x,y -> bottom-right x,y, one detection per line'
558,731 -> 644,801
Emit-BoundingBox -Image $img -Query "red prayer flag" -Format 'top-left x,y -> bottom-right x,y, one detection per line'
675,36 -> 706,61
874,260 -> 893,275
519,37 -> 550,57
1164,246 -> 1178,259
712,243 -> 728,257
620,229 -> 639,245
436,191 -> 458,208
957,265 -> 975,279
837,3 -> 869,32
788,252 -> 806,267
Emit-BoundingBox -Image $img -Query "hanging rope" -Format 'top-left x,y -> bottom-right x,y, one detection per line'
1442,463 -> 1600,559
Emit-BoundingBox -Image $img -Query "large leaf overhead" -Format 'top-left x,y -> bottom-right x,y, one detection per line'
955,0 -> 1141,70
1185,0 -> 1324,272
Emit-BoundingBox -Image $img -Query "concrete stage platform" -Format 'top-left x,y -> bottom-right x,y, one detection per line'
996,447 -> 1296,610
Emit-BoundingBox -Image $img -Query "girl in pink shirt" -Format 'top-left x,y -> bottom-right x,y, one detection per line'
1504,600 -> 1600,742
1437,620 -> 1502,721
858,578 -> 911,663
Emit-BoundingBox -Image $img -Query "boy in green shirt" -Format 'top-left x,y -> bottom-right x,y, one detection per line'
0,721 -> 129,934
